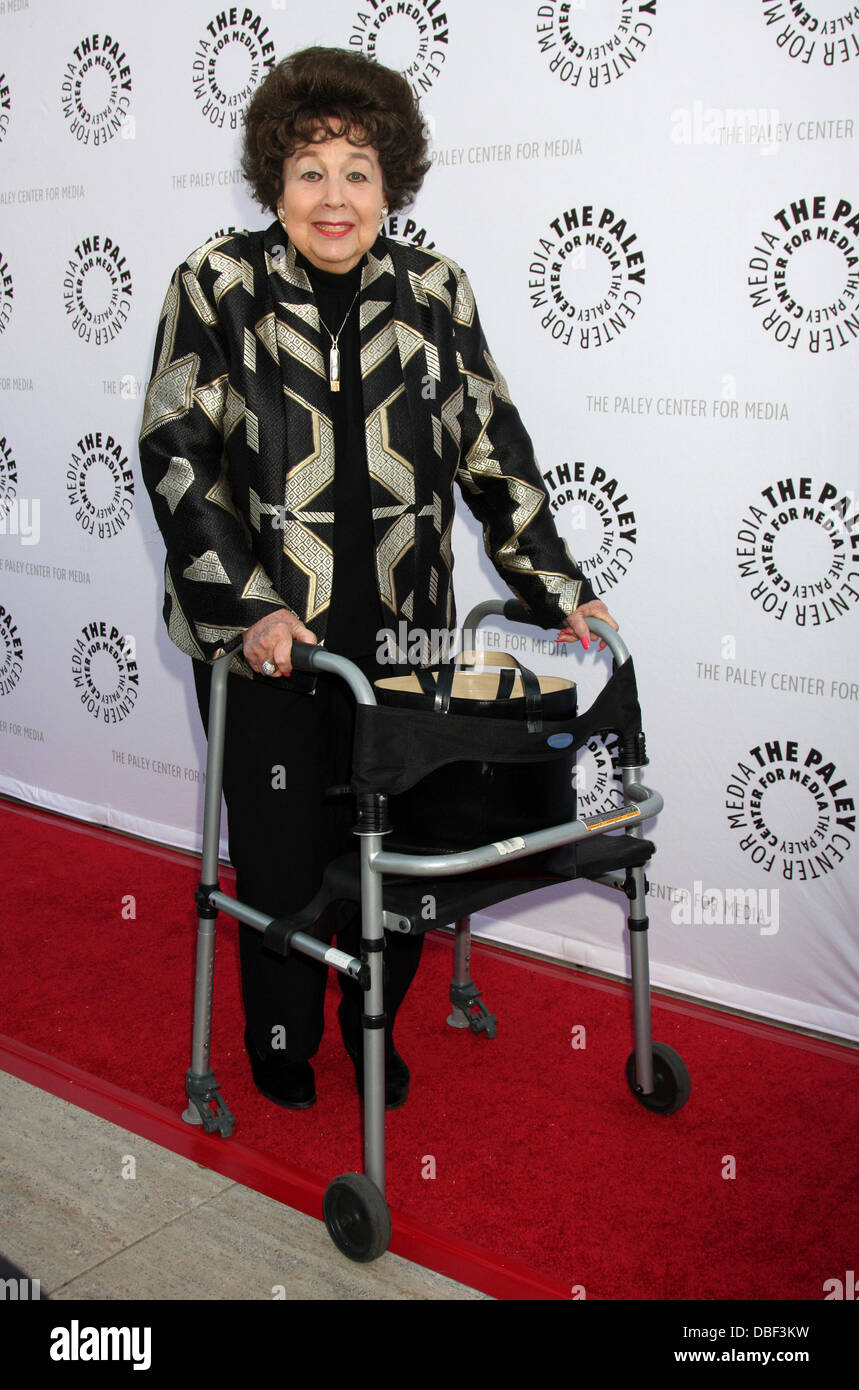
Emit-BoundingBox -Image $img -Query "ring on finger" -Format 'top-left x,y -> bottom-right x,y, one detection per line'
261,660 -> 277,677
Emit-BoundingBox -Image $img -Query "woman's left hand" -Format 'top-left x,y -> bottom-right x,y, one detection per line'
556,599 -> 619,652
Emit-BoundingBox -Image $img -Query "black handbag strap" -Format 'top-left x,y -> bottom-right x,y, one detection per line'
495,667 -> 516,700
414,660 -> 524,716
430,651 -> 545,732
414,667 -> 438,698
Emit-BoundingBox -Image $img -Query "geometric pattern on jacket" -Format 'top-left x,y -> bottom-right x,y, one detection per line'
139,222 -> 593,675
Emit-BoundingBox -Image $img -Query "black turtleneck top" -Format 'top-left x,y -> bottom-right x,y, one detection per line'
300,253 -> 384,664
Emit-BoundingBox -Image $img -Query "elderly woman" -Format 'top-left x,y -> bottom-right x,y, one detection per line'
139,46 -> 615,1112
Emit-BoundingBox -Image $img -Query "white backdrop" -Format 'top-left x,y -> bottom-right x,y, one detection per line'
0,1 -> 856,1039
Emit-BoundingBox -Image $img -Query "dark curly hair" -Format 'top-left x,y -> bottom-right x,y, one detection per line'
241,47 -> 431,215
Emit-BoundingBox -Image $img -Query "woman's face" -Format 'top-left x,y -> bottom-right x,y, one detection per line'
278,135 -> 386,274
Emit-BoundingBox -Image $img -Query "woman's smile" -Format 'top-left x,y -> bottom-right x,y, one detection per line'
314,221 -> 355,237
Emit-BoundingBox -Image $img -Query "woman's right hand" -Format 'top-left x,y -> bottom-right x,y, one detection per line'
243,608 -> 317,677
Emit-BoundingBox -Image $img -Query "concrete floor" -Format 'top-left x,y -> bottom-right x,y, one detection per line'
0,1071 -> 488,1301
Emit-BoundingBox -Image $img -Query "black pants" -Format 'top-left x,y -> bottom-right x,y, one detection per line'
192,660 -> 423,1063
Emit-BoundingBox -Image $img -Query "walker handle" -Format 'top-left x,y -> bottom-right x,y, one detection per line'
211,635 -> 326,674
289,640 -> 320,673
502,599 -> 532,626
493,599 -> 631,667
289,641 -> 376,705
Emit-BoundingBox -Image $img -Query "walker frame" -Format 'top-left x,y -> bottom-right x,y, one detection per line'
182,600 -> 690,1263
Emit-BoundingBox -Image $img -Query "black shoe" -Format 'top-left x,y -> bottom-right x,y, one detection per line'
244,1029 -> 316,1109
337,1000 -> 410,1110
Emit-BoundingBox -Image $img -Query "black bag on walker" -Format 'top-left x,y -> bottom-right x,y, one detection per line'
370,651 -> 578,854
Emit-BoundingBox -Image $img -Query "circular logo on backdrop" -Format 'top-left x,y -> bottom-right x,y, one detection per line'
383,212 -> 436,250
535,0 -> 658,90
71,622 -> 139,723
577,734 -> 623,818
0,71 -> 11,145
0,434 -> 17,522
67,431 -> 135,540
348,0 -> 450,94
0,605 -> 23,696
60,34 -> 133,146
761,3 -> 859,70
747,194 -> 859,353
528,204 -> 646,348
192,11 -> 275,131
62,235 -> 133,346
0,248 -> 13,335
726,738 -> 854,881
542,459 -> 638,599
736,475 -> 858,626
210,225 -> 241,243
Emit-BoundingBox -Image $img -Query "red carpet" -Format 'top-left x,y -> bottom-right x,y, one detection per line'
1,798 -> 857,1300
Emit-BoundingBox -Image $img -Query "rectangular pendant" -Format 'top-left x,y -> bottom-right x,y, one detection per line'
329,345 -> 340,392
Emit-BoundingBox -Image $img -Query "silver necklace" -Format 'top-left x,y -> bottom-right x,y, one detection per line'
319,290 -> 360,392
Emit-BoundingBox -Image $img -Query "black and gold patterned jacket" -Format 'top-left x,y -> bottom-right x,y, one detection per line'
139,222 -> 593,672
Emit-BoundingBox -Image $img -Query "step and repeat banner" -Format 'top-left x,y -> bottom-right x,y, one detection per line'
0,1 -> 856,1038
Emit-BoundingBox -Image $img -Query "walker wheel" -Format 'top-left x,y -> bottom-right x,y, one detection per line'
626,1041 -> 690,1114
323,1173 -> 392,1263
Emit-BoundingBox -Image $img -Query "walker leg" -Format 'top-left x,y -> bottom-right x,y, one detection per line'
183,652 -> 234,1137
360,826 -> 386,1198
183,914 -> 215,1124
323,810 -> 391,1263
447,917 -> 471,1028
183,911 -> 235,1136
447,916 -> 498,1038
624,863 -> 691,1112
627,864 -> 655,1094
